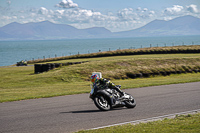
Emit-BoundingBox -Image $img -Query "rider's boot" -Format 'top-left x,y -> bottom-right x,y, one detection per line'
114,86 -> 130,99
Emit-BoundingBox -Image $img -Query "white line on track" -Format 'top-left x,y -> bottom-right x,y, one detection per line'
88,109 -> 200,130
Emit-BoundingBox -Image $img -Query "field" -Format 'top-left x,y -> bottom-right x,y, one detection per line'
77,113 -> 200,133
1,47 -> 200,102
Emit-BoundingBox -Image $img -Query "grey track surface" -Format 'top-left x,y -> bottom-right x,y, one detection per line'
0,82 -> 200,133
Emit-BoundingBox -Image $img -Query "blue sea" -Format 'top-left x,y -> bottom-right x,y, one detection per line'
0,36 -> 200,66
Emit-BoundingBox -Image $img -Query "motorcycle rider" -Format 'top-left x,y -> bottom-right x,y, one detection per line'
91,74 -> 129,99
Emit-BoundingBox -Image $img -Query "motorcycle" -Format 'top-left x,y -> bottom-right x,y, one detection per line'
90,85 -> 136,111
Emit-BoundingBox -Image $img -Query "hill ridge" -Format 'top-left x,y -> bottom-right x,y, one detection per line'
0,15 -> 200,40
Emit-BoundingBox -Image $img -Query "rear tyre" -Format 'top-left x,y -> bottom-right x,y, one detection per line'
124,94 -> 136,108
94,95 -> 111,111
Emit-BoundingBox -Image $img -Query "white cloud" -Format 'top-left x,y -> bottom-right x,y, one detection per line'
79,9 -> 93,17
163,16 -> 173,21
143,8 -> 148,12
12,16 -> 17,19
64,9 -> 104,21
187,4 -> 198,13
38,7 -> 48,15
7,0 -> 11,5
164,5 -> 184,15
136,7 -> 142,11
56,0 -> 78,9
2,16 -> 12,20
20,16 -> 25,19
118,8 -> 140,21
55,10 -> 65,15
162,4 -> 200,19
0,2 -> 200,32
118,7 -> 156,21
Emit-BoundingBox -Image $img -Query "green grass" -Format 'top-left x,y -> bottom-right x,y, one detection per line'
1,53 -> 200,102
77,113 -> 200,133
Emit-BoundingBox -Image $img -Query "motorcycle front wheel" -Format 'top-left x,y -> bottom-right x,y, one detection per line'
94,95 -> 111,111
124,94 -> 136,108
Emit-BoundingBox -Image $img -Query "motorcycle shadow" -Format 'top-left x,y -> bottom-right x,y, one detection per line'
60,107 -> 127,114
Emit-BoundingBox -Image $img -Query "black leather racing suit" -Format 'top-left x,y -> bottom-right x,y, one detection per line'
93,78 -> 123,95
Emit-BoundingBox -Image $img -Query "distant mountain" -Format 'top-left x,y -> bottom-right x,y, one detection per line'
0,21 -> 112,40
82,27 -> 112,36
114,15 -> 200,37
0,15 -> 200,40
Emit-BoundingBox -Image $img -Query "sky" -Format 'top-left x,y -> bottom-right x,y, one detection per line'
0,0 -> 200,32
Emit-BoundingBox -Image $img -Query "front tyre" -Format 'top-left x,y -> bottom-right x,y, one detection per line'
124,94 -> 136,108
94,95 -> 111,111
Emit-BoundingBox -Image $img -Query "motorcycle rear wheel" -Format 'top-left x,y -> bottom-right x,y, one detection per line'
94,95 -> 111,111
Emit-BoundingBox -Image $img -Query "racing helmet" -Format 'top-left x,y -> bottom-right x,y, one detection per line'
91,74 -> 99,83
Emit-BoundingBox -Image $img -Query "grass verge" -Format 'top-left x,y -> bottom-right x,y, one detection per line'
1,53 -> 200,102
76,113 -> 200,133
1,67 -> 200,103
27,45 -> 200,64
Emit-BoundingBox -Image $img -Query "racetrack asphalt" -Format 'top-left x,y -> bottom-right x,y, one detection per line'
0,82 -> 200,133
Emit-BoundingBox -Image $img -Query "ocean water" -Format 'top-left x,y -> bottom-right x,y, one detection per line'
0,36 -> 200,66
